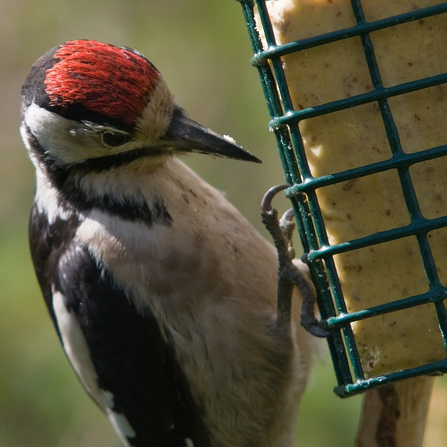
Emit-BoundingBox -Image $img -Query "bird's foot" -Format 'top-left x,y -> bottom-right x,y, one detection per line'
261,185 -> 330,338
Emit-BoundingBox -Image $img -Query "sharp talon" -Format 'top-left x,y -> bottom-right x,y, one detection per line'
261,184 -> 289,213
308,325 -> 331,338
301,310 -> 331,338
261,183 -> 326,335
300,315 -> 331,338
280,208 -> 295,223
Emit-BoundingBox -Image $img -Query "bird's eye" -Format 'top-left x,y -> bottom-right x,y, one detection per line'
101,131 -> 131,147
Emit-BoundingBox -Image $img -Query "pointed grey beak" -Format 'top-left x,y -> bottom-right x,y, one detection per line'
161,109 -> 262,163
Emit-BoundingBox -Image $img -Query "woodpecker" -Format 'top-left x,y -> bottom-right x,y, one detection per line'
21,40 -> 313,447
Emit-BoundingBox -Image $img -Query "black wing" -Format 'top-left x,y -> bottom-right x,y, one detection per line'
29,204 -> 211,447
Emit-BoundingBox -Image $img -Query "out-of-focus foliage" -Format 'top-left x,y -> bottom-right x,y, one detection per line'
2,0 -> 446,446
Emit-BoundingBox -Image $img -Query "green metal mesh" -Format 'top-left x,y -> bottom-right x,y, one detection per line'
238,0 -> 447,397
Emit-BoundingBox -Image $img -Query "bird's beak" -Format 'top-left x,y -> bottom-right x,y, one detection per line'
161,109 -> 262,163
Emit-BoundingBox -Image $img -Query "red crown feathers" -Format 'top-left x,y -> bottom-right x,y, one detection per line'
45,40 -> 159,126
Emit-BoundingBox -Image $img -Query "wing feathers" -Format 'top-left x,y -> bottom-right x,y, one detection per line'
29,205 -> 211,447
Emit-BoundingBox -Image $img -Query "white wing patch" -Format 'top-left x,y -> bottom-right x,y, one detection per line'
52,289 -> 136,446
52,290 -> 103,405
102,390 -> 136,446
185,438 -> 195,447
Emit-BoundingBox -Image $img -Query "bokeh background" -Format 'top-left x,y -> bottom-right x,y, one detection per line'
1,0 -> 447,446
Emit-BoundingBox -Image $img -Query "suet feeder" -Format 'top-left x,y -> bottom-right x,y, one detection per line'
238,0 -> 447,397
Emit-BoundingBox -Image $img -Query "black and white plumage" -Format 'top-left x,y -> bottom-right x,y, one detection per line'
21,40 -> 313,447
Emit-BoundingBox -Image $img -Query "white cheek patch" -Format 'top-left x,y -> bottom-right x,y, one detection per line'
52,290 -> 136,446
24,103 -> 101,164
23,102 -> 158,165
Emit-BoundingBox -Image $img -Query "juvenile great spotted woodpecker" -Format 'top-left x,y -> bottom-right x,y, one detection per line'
20,40 -> 313,447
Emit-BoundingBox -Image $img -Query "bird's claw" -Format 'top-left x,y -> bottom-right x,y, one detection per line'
280,208 -> 295,223
279,208 -> 296,261
304,321 -> 332,338
261,184 -> 330,338
261,184 -> 289,214
281,263 -> 331,338
299,292 -> 332,338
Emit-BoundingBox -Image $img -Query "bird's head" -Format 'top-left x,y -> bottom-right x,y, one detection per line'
21,40 -> 261,175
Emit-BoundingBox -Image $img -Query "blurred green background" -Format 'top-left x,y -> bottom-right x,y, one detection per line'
1,0 -> 447,446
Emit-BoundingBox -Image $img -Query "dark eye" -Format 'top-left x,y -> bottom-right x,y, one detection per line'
102,131 -> 131,147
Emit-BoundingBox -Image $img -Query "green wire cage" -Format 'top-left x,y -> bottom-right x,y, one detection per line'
238,0 -> 447,397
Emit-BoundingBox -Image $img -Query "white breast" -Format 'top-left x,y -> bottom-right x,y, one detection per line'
73,157 -> 313,447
